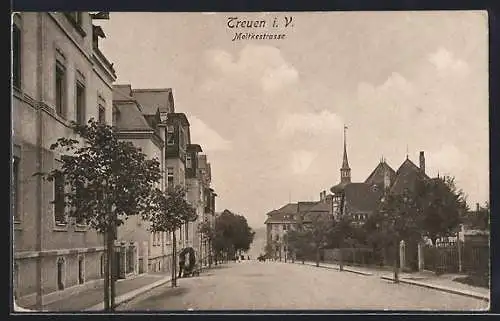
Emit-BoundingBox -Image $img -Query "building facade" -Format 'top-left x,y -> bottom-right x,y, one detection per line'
113,84 -> 172,276
12,12 -> 116,308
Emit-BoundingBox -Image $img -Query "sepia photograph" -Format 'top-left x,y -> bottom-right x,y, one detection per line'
11,11 -> 490,312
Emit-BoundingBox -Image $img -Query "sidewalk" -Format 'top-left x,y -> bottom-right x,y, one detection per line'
293,261 -> 490,301
27,273 -> 171,312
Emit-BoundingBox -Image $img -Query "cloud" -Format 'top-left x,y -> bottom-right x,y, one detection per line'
426,144 -> 469,177
290,150 -> 317,174
428,47 -> 469,77
277,110 -> 344,137
205,44 -> 299,92
188,116 -> 232,151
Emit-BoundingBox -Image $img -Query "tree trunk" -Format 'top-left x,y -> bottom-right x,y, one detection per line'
208,239 -> 212,268
105,223 -> 115,312
393,243 -> 399,283
110,223 -> 116,311
103,231 -> 109,311
172,231 -> 177,287
339,248 -> 344,271
315,248 -> 320,267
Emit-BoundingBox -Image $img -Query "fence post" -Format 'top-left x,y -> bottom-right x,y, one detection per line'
457,238 -> 463,273
417,242 -> 424,271
399,240 -> 406,271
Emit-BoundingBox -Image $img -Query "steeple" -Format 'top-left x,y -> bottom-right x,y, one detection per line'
340,125 -> 351,183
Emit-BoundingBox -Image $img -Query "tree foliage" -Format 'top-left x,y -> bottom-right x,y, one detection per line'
44,119 -> 162,232
211,209 -> 255,260
415,176 -> 468,244
147,185 -> 197,233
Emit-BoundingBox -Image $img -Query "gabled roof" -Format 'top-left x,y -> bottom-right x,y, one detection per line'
113,101 -> 153,131
132,88 -> 174,115
113,84 -> 134,101
344,182 -> 384,214
390,158 -> 429,195
365,160 -> 396,186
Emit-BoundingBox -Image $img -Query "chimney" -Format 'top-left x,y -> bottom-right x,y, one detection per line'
419,151 -> 425,174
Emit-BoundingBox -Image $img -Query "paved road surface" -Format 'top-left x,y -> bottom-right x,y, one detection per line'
117,261 -> 489,311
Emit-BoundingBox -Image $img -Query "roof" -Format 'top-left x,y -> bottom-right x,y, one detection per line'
302,201 -> 331,221
113,101 -> 153,131
365,160 -> 397,186
390,158 -> 429,195
331,181 -> 349,193
344,182 -> 384,214
132,88 -> 175,115
297,201 -> 318,214
167,113 -> 190,127
187,144 -> 203,153
113,84 -> 134,101
264,203 -> 299,224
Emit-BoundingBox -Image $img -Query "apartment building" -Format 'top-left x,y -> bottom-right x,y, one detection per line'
12,12 -> 116,308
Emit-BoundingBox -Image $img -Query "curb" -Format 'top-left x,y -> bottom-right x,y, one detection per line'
380,276 -> 490,302
85,276 -> 172,311
299,262 -> 373,276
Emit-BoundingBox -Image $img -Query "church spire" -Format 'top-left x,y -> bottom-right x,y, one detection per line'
340,125 -> 351,183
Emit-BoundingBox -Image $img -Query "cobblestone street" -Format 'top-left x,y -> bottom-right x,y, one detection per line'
117,261 -> 488,311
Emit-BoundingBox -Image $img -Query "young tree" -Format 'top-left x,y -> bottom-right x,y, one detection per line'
44,119 -> 161,311
378,190 -> 421,282
211,210 -> 255,261
330,216 -> 356,270
147,185 -> 197,287
303,213 -> 335,267
198,219 -> 215,267
286,228 -> 311,264
416,176 -> 468,245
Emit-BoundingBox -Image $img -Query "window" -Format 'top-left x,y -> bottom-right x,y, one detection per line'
283,224 -> 287,231
167,167 -> 174,188
12,23 -> 21,89
166,125 -> 175,145
75,184 -> 85,225
12,156 -> 20,221
55,61 -> 66,117
76,81 -> 86,125
179,128 -> 185,149
98,104 -> 106,124
186,155 -> 192,169
54,173 -> 66,224
152,232 -> 157,246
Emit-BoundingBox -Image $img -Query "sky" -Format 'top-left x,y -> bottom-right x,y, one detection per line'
96,11 -> 489,229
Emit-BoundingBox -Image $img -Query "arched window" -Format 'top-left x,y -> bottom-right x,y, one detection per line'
57,257 -> 65,290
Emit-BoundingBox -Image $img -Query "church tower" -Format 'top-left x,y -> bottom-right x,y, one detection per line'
340,125 -> 351,184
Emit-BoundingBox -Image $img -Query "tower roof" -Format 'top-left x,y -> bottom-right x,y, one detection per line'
341,125 -> 350,169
